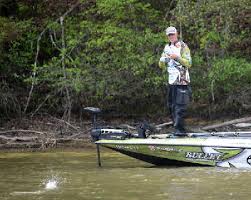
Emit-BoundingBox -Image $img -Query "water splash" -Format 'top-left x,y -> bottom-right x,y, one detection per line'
45,179 -> 58,190
10,176 -> 63,196
42,174 -> 66,190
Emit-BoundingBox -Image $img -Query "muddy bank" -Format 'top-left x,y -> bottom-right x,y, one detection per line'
0,116 -> 93,151
0,115 -> 251,152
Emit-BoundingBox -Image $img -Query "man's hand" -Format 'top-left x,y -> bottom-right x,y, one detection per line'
169,54 -> 178,60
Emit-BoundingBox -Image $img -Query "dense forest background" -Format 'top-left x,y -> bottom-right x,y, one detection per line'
0,0 -> 250,122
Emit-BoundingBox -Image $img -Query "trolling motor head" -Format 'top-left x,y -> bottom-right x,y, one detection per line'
83,107 -> 101,129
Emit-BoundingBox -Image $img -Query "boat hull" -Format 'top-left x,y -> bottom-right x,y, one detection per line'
96,137 -> 251,168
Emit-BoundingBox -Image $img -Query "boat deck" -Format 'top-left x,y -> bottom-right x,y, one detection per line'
96,132 -> 251,148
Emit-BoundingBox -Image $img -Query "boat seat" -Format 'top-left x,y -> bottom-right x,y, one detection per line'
83,107 -> 101,114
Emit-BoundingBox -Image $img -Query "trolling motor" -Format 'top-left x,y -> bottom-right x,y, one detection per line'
84,107 -> 130,141
84,107 -> 156,167
83,107 -> 101,128
84,107 -> 154,141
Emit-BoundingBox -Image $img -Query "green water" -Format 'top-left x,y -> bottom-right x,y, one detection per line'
0,148 -> 251,200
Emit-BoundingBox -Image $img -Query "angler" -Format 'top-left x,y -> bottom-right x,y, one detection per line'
159,26 -> 192,136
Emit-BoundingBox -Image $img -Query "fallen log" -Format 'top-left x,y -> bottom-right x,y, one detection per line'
0,129 -> 51,135
202,117 -> 251,131
234,123 -> 251,128
155,121 -> 173,129
0,142 -> 42,149
116,121 -> 173,132
119,124 -> 137,130
0,135 -> 39,142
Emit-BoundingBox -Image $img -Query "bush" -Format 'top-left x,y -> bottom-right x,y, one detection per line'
208,57 -> 251,112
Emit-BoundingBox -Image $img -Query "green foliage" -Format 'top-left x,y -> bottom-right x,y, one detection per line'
0,17 -> 17,70
0,19 -> 36,83
172,0 -> 251,56
0,81 -> 21,118
209,57 -> 251,94
8,21 -> 36,74
189,53 -> 210,102
0,0 -> 250,117
34,1 -> 166,113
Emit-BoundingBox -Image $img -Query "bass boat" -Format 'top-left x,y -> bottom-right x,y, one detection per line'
85,107 -> 251,169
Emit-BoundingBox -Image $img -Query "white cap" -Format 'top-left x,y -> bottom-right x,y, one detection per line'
165,26 -> 177,35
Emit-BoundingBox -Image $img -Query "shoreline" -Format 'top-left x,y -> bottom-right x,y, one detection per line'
0,115 -> 250,152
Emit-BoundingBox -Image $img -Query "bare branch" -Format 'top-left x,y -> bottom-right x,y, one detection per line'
23,2 -> 81,115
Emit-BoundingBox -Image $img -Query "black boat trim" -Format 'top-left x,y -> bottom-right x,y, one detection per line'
105,146 -> 208,166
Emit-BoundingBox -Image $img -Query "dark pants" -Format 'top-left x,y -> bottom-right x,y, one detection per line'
168,85 -> 191,133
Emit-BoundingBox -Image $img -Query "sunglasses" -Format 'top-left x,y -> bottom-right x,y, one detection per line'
167,33 -> 175,36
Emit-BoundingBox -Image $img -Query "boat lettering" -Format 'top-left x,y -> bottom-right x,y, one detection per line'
185,152 -> 222,160
148,145 -> 181,152
115,145 -> 139,150
247,155 -> 251,165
